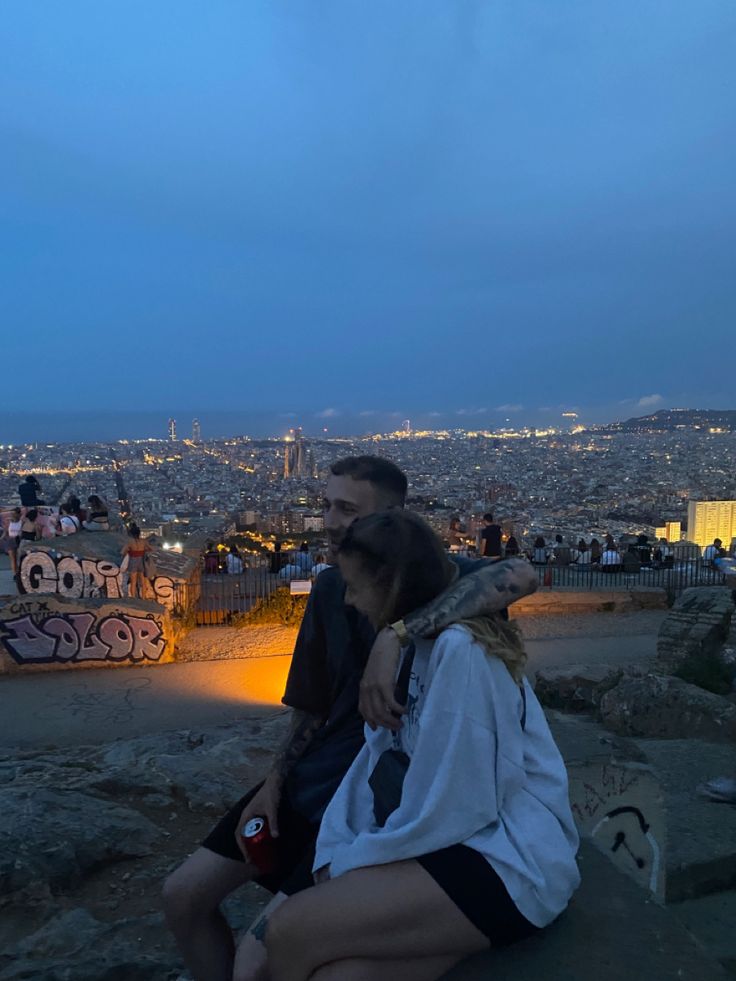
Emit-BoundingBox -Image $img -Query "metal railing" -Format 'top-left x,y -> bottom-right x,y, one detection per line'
196,545 -> 730,624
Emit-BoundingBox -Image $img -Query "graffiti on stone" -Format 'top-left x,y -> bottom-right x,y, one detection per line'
568,761 -> 665,898
17,549 -> 182,611
19,551 -> 123,599
0,611 -> 167,665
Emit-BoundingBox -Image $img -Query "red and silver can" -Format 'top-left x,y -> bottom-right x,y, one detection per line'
242,816 -> 279,875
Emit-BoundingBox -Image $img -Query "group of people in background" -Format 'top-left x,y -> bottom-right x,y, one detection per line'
202,540 -> 331,581
0,477 -> 110,580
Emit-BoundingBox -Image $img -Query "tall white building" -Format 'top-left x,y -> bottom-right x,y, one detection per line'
192,418 -> 201,443
687,500 -> 736,547
168,418 -> 177,441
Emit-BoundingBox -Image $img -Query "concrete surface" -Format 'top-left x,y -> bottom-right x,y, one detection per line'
671,889 -> 736,975
0,616 -> 661,749
443,841 -> 729,980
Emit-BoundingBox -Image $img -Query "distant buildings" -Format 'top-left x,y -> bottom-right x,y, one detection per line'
168,418 -> 177,441
192,419 -> 201,443
687,500 -> 736,547
655,520 -> 682,542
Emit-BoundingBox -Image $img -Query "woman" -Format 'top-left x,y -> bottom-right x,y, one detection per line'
2,508 -> 22,576
263,510 -> 580,981
504,534 -> 520,557
83,495 -> 109,531
226,545 -> 244,575
58,505 -> 81,536
121,523 -> 152,598
19,509 -> 41,542
531,535 -> 547,565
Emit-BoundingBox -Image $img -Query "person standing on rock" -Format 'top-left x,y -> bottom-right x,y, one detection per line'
163,455 -> 538,981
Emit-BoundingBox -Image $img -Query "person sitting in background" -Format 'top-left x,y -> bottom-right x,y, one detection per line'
311,553 -> 330,578
204,543 -> 220,574
278,554 -> 302,581
63,495 -> 86,525
295,542 -> 313,573
703,539 -> 724,566
83,495 -> 109,531
227,545 -> 244,575
58,505 -> 81,536
600,541 -> 621,573
636,534 -> 652,567
19,509 -> 41,542
263,510 -> 580,980
622,545 -> 642,574
589,538 -> 602,565
552,535 -> 572,567
122,523 -> 152,599
18,475 -> 44,507
576,540 -> 591,565
504,534 -> 520,557
532,536 -> 547,565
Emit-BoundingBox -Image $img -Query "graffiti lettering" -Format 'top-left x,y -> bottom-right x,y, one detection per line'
18,550 -> 175,608
0,612 -> 167,664
19,551 -> 123,600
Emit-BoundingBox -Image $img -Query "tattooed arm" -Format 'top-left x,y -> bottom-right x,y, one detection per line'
235,707 -> 324,852
359,557 -> 537,730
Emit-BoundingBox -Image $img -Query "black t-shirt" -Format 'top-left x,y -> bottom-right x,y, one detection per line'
481,524 -> 502,558
282,566 -> 375,823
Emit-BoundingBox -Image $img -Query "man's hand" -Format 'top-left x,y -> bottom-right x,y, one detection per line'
235,772 -> 282,859
359,627 -> 404,731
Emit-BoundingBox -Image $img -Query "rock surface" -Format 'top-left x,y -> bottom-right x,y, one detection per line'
534,663 -> 627,712
656,586 -> 735,673
599,673 -> 736,742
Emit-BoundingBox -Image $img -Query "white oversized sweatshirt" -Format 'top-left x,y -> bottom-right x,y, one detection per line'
314,625 -> 580,928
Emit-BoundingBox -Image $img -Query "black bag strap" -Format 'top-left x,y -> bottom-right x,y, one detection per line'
520,683 -> 527,731
394,641 -> 416,705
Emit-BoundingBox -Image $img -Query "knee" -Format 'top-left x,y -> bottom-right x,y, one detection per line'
264,898 -> 310,968
162,864 -> 204,923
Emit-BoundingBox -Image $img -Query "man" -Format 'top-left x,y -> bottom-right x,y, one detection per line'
18,475 -> 44,507
552,534 -> 572,567
479,512 -> 502,560
703,538 -> 724,565
163,456 -> 537,981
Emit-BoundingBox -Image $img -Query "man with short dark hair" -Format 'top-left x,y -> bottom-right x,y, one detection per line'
163,456 -> 536,981
18,475 -> 44,507
479,512 -> 502,560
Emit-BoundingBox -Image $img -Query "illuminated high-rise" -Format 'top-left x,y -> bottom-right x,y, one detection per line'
687,500 -> 736,547
168,418 -> 177,441
192,418 -> 201,443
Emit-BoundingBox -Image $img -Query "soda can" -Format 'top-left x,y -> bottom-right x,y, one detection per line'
242,815 -> 279,875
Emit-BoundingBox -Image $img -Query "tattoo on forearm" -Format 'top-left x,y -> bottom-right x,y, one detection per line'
271,708 -> 324,783
250,914 -> 268,942
404,559 -> 536,637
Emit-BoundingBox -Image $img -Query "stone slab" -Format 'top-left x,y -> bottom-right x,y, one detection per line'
442,841 -> 729,980
632,738 -> 736,902
670,889 -> 736,975
0,593 -> 175,674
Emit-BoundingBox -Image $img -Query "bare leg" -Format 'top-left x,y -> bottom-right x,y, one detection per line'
265,861 -> 489,981
163,847 -> 257,981
233,891 -> 289,981
309,954 -> 465,981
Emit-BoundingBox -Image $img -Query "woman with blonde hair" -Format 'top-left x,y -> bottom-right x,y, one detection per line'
262,509 -> 579,981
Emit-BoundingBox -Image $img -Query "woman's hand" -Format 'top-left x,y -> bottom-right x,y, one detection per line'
359,628 -> 405,731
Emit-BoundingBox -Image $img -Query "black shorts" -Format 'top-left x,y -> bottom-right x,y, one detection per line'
418,845 -> 540,947
201,782 -> 318,896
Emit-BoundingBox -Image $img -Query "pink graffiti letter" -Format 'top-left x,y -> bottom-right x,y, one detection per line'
126,615 -> 166,661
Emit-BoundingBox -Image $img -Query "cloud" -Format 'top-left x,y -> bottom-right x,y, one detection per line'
315,408 -> 340,419
278,412 -> 297,419
359,410 -> 378,417
635,394 -> 665,409
455,407 -> 488,416
494,403 -> 523,413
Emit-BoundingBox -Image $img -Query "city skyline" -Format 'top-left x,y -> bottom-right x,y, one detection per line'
2,3 -> 735,417
2,402 -> 736,445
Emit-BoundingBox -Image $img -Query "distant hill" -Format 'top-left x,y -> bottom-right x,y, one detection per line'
603,409 -> 736,432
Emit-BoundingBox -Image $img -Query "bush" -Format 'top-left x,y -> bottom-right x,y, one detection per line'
234,588 -> 308,627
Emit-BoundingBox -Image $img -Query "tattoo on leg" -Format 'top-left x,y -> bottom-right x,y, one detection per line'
250,914 -> 268,942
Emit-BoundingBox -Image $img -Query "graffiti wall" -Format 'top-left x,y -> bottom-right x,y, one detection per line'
0,595 -> 174,673
567,760 -> 665,900
16,546 -> 189,613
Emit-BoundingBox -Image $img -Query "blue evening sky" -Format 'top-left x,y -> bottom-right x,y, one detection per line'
1,1 -> 735,440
